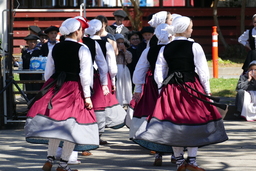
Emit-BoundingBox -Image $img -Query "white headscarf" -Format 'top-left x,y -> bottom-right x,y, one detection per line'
59,18 -> 80,35
172,16 -> 191,34
252,14 -> 256,19
148,11 -> 168,28
171,13 -> 181,21
155,23 -> 173,44
85,19 -> 102,36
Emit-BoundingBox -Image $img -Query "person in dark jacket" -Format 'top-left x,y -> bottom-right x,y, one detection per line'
107,10 -> 129,39
20,34 -> 42,100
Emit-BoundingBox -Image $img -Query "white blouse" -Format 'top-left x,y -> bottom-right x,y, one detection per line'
238,28 -> 256,48
91,35 -> 117,86
44,38 -> 94,98
154,37 -> 211,94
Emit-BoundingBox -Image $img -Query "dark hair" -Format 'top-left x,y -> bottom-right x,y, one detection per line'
95,15 -> 108,25
126,30 -> 142,41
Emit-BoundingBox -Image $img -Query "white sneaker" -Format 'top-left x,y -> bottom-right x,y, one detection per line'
68,160 -> 81,165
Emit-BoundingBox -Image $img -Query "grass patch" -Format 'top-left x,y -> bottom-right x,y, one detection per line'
13,73 -> 23,91
207,58 -> 243,67
210,78 -> 238,97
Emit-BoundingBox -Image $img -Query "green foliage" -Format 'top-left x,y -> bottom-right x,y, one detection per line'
210,78 -> 238,97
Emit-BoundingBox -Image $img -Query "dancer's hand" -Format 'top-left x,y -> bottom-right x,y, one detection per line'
133,92 -> 141,103
112,85 -> 116,92
85,98 -> 93,109
102,85 -> 110,95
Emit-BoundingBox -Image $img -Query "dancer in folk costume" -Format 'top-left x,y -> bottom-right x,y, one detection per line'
133,16 -> 228,171
147,11 -> 173,47
126,11 -> 176,125
25,18 -> 99,171
131,23 -> 175,166
85,19 -> 127,143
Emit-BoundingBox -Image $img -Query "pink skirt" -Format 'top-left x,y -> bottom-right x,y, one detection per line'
25,78 -> 99,151
91,73 -> 106,111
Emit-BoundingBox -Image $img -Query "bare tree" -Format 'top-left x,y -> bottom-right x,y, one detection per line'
120,0 -> 143,31
213,0 -> 228,48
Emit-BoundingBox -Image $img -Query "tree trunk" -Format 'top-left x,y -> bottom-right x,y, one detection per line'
240,0 -> 246,34
213,0 -> 228,48
120,0 -> 143,31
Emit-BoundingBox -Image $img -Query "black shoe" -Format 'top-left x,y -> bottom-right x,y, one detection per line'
99,139 -> 108,145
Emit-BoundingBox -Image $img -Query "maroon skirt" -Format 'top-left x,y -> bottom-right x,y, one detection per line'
134,76 -> 228,149
133,70 -> 159,118
150,76 -> 222,124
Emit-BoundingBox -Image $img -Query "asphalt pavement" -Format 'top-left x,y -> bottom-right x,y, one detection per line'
1,66 -> 252,171
0,120 -> 256,171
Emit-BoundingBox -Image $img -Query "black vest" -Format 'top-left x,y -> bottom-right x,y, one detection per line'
149,35 -> 158,48
52,41 -> 82,75
249,28 -> 255,50
95,39 -> 107,58
147,44 -> 165,73
40,43 -> 49,56
163,40 -> 196,82
82,37 -> 96,62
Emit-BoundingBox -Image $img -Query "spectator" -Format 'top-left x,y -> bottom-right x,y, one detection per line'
238,14 -> 256,73
36,31 -> 48,48
40,26 -> 59,56
126,31 -> 142,90
19,34 -> 42,100
136,26 -> 154,57
28,25 -> 41,35
107,10 -> 130,39
114,33 -> 133,106
235,60 -> 256,121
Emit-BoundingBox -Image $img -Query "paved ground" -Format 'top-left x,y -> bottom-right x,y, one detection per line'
0,120 -> 256,171
1,66 -> 250,171
208,66 -> 242,79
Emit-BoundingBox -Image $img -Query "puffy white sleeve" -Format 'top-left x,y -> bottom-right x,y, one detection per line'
154,46 -> 168,89
79,45 -> 94,98
44,49 -> 55,81
238,29 -> 249,47
133,47 -> 150,93
193,43 -> 211,94
105,42 -> 118,86
95,41 -> 108,85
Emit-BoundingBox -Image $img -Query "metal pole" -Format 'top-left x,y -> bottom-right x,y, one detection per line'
2,9 -> 8,124
83,0 -> 86,17
6,0 -> 14,121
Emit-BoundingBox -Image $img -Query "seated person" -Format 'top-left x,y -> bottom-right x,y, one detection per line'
235,60 -> 256,121
20,34 -> 43,100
